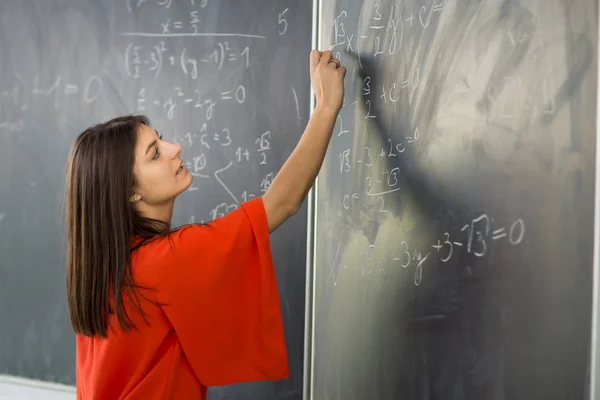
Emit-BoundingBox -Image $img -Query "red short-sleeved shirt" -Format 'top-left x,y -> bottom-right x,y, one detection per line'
75,198 -> 289,399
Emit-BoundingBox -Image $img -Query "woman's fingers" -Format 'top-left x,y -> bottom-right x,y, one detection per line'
327,58 -> 341,68
310,49 -> 321,69
318,50 -> 333,66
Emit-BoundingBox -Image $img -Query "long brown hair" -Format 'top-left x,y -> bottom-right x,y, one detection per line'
66,115 -> 169,338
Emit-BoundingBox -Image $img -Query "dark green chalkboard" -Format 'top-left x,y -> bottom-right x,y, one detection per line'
0,1 -> 312,399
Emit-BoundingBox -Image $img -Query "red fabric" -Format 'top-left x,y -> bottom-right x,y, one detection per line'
75,197 -> 289,399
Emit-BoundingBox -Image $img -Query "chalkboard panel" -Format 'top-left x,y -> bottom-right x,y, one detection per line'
0,1 -> 311,399
312,0 -> 597,399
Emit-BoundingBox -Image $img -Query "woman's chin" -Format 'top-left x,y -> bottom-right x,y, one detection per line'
177,173 -> 194,195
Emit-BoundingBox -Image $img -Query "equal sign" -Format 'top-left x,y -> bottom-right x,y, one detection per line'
221,91 -> 232,100
433,1 -> 444,12
173,21 -> 183,29
492,228 -> 507,240
64,85 -> 79,95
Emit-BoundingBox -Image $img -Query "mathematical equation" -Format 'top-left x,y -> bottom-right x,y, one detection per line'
135,82 -> 247,121
336,71 -> 424,122
125,41 -> 251,78
0,73 -> 104,132
122,0 -> 288,39
330,2 -> 444,58
326,214 -> 526,288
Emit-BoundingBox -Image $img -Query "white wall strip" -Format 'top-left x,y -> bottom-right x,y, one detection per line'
588,5 -> 600,398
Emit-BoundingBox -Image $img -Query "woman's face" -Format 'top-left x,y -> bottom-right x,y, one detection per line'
132,124 -> 192,205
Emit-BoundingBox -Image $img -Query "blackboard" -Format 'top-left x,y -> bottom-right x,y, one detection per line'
311,0 -> 598,399
0,1 -> 311,399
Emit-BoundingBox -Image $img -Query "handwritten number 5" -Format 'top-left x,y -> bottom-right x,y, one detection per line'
278,9 -> 289,35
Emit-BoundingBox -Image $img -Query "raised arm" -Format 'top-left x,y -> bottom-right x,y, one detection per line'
262,50 -> 346,233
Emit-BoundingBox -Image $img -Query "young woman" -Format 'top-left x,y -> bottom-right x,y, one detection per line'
66,50 -> 345,399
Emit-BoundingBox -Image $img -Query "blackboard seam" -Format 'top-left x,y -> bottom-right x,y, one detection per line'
304,0 -> 321,398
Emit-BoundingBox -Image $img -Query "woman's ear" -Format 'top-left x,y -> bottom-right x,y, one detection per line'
129,194 -> 141,202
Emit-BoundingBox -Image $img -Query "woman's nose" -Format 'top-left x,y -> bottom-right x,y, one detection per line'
167,141 -> 182,158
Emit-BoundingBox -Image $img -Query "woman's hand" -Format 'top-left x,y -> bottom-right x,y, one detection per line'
310,50 -> 346,113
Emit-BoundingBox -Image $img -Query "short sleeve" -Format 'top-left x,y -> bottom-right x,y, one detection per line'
157,197 -> 289,386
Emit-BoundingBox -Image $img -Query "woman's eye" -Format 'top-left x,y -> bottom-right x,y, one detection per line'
152,148 -> 159,160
